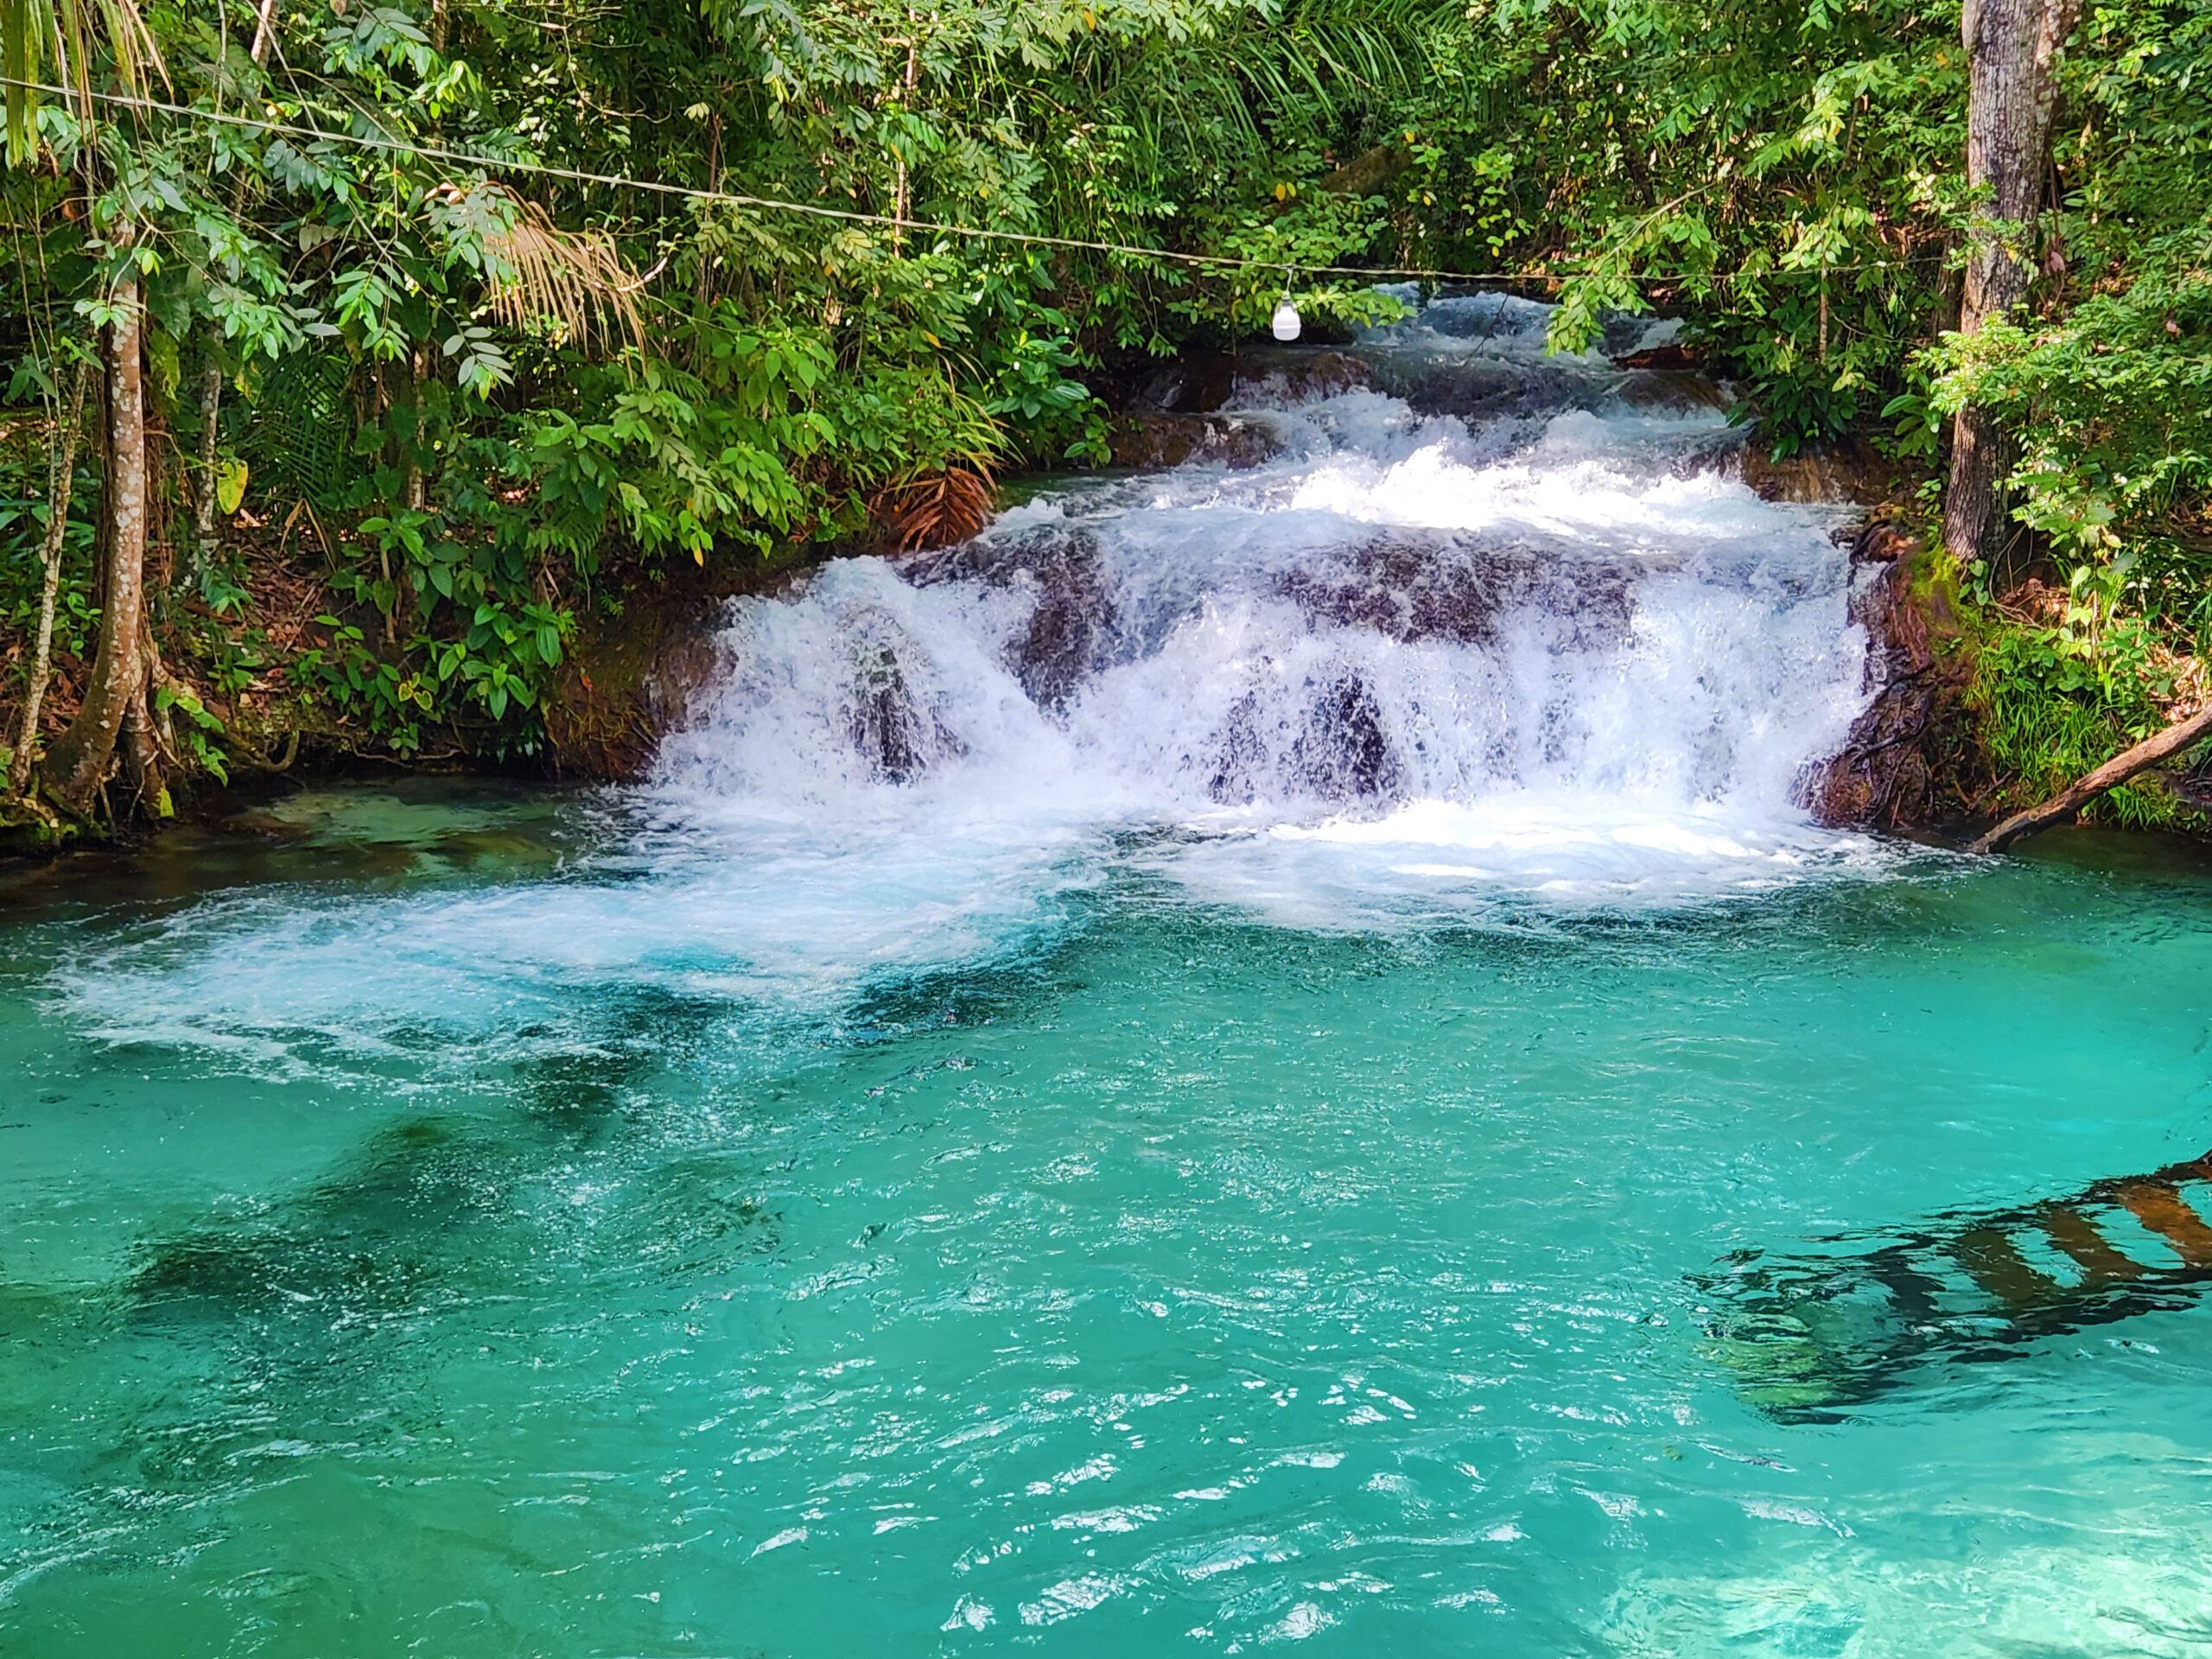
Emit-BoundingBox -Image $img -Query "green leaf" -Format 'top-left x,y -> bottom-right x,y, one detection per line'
216,458 -> 250,516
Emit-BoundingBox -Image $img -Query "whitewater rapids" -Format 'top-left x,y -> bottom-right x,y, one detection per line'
649,291 -> 1884,930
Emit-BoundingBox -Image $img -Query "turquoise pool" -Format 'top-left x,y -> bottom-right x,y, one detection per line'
2,784 -> 2209,1656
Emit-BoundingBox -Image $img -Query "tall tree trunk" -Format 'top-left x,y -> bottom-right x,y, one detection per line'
1942,0 -> 2081,584
10,358 -> 93,795
42,261 -> 150,812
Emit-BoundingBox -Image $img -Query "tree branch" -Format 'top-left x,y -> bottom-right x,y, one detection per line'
1971,703 -> 2212,853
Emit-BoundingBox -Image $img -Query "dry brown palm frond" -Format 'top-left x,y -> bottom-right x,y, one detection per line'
869,465 -> 997,554
467,186 -> 650,357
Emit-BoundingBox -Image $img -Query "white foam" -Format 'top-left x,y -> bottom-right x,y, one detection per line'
51,291 -> 1891,1059
648,290 -> 1880,934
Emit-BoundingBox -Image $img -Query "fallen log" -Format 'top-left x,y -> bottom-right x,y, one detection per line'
1971,703 -> 2212,853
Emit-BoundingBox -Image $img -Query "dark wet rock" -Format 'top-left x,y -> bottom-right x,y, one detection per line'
1851,520 -> 1916,563
548,545 -> 817,781
1278,535 -> 1644,652
1740,436 -> 1905,507
1204,674 -> 1404,805
1670,428 -> 1754,480
848,645 -> 963,784
1224,349 -> 1374,407
1425,292 -> 1553,341
1120,348 -> 1373,416
1600,314 -> 1681,358
1127,354 -> 1238,414
1614,367 -> 1732,413
1206,691 -> 1271,804
1293,674 -> 1403,803
1611,342 -> 1703,372
1382,359 -> 1576,424
1014,566 -> 1115,712
1109,412 -> 1280,471
903,527 -> 1122,712
901,524 -> 1095,590
1801,523 -> 1967,828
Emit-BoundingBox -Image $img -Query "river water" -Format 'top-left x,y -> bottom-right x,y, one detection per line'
3,296 -> 2210,1656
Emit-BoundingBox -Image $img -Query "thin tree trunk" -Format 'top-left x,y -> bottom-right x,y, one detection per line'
42,261 -> 149,811
408,0 -> 446,514
192,0 -> 283,571
405,346 -> 429,512
193,360 -> 223,554
248,0 -> 280,61
696,107 -> 721,325
10,358 -> 93,795
1942,0 -> 2081,584
893,14 -> 917,251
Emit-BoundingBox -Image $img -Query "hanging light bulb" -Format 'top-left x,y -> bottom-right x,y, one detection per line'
1270,268 -> 1302,341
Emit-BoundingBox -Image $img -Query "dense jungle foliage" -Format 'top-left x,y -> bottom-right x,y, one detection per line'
2,0 -> 2209,829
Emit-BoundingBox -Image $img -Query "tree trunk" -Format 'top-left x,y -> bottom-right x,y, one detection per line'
10,358 -> 94,795
405,345 -> 429,512
1942,0 -> 2080,584
193,359 -> 224,558
188,0 -> 284,579
42,262 -> 150,812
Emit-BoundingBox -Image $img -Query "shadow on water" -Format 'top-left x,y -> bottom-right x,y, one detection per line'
0,1001 -> 787,1571
0,776 -> 601,933
121,1005 -> 783,1338
1697,1149 -> 2212,1420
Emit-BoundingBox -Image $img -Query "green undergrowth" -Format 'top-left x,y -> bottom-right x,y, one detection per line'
1963,607 -> 2210,833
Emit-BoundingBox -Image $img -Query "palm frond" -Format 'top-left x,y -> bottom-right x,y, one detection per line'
3,0 -> 164,166
479,188 -> 650,356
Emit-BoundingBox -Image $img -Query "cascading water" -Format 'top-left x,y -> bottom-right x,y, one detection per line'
651,289 -> 1883,925
46,293 -> 1894,1059
13,296 -> 2212,1659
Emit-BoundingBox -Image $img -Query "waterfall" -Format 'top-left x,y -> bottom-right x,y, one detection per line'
44,294 -> 1899,1063
651,291 -> 1884,922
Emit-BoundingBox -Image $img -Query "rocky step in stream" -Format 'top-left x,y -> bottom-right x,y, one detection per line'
652,289 -> 1905,895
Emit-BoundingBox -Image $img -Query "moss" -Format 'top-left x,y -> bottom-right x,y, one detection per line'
0,796 -> 74,855
543,541 -> 824,781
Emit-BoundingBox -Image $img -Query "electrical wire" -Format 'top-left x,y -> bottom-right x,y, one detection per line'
1,73 -> 1917,289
